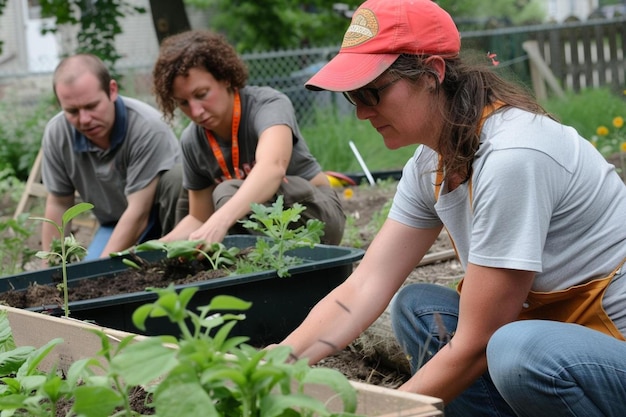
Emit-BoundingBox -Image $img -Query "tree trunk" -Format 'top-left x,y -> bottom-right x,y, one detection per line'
148,0 -> 191,44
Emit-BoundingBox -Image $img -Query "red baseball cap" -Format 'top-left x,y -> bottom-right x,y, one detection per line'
305,0 -> 460,92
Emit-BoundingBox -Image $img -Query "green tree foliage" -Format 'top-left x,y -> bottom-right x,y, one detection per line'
0,1 -> 146,77
185,0 -> 362,52
438,0 -> 545,28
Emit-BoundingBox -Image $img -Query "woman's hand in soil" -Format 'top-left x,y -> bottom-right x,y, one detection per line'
189,212 -> 231,244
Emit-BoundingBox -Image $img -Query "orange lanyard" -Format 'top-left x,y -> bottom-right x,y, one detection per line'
205,90 -> 242,179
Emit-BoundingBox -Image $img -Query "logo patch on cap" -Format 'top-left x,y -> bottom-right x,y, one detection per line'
341,8 -> 378,48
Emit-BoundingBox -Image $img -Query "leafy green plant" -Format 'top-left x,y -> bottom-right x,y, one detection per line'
112,196 -> 326,279
0,168 -> 24,214
0,214 -> 37,277
0,287 -> 362,416
0,96 -> 58,181
0,310 -> 66,417
237,195 -> 325,277
116,239 -> 240,271
44,236 -> 87,267
31,202 -> 94,317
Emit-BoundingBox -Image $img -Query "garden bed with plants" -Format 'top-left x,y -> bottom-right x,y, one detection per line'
0,289 -> 444,416
0,197 -> 365,345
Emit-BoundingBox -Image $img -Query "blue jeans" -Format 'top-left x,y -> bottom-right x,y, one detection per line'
389,283 -> 626,417
83,208 -> 160,261
488,320 -> 626,417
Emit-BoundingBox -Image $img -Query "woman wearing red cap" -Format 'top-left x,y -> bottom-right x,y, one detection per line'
278,0 -> 626,416
151,30 -> 345,245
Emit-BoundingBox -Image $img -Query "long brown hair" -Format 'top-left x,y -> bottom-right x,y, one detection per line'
388,53 -> 550,182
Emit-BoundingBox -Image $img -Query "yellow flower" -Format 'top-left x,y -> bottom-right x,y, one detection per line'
596,126 -> 609,136
343,188 -> 354,199
621,142 -> 626,153
613,116 -> 624,129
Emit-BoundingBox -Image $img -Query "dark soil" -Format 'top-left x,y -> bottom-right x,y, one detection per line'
0,250 -> 244,309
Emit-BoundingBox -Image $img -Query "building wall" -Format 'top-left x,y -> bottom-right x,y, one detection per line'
0,0 -> 27,74
545,0 -> 599,22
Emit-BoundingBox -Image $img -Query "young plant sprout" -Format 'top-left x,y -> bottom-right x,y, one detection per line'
31,202 -> 94,317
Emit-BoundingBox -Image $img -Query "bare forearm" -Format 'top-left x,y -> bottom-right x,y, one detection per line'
160,215 -> 204,242
399,342 -> 488,404
281,289 -> 369,363
217,167 -> 284,225
99,215 -> 148,257
282,278 -> 393,364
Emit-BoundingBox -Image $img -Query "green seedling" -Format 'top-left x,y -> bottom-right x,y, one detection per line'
31,202 -> 94,317
115,239 -> 240,272
237,195 -> 325,277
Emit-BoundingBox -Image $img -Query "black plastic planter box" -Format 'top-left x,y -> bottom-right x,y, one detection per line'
0,236 -> 364,345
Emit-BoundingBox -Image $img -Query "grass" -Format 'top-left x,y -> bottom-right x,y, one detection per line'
302,106 -> 418,173
541,87 -> 626,143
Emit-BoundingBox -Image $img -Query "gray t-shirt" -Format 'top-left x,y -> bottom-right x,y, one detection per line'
179,86 -> 321,190
41,96 -> 180,224
389,108 -> 626,331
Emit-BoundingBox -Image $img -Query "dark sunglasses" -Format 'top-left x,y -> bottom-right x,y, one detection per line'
343,77 -> 401,107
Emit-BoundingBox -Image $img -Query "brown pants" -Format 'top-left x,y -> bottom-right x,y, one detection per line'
154,163 -> 186,235
211,176 -> 346,245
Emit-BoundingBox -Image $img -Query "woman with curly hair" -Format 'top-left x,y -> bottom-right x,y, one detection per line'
152,30 -> 345,245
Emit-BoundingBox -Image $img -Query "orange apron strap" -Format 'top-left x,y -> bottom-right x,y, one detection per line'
520,257 -> 626,341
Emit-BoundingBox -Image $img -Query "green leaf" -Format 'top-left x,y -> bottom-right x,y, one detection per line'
111,338 -> 177,386
72,385 -> 122,417
133,239 -> 167,252
260,393 -> 332,417
131,304 -> 152,331
155,367 -> 219,416
208,295 -> 253,311
18,338 -> 63,378
0,311 -> 16,353
302,368 -> 358,413
61,202 -> 94,225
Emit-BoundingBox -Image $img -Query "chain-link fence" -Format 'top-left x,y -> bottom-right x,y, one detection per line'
242,45 -> 343,126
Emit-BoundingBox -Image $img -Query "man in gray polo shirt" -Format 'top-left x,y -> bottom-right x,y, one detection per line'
41,53 -> 183,261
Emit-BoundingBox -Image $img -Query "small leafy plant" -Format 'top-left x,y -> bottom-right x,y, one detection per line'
0,287 -> 363,416
115,239 -> 240,271
114,196 -> 325,278
236,195 -> 325,277
30,202 -> 93,317
0,213 -> 37,277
